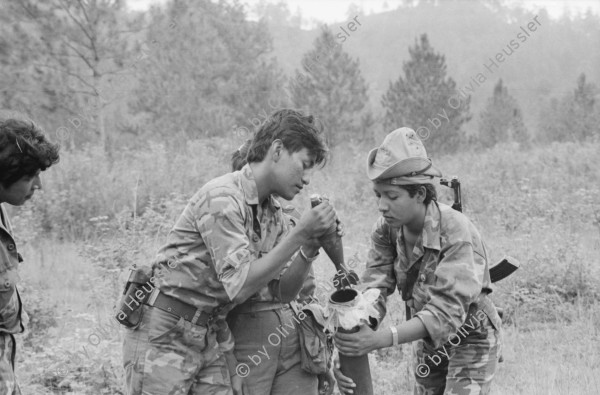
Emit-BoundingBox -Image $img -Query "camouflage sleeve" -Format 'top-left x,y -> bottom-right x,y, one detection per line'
360,217 -> 397,327
268,249 -> 307,303
271,208 -> 313,302
0,284 -> 20,332
0,260 -> 21,331
0,207 -> 21,332
194,187 -> 252,303
295,265 -> 316,303
414,237 -> 485,349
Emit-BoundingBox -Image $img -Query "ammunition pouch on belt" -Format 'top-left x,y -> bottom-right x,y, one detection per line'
116,265 -> 217,329
291,301 -> 333,375
115,265 -> 153,328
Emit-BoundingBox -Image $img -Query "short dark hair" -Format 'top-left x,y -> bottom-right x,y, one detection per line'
399,183 -> 437,205
0,119 -> 60,187
246,109 -> 328,166
231,139 -> 252,172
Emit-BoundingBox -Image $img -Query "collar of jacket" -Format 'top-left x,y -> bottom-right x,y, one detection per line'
421,201 -> 442,251
404,201 -> 442,271
239,164 -> 281,211
0,203 -> 14,238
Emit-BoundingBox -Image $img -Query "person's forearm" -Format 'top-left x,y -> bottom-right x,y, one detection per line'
233,228 -> 309,303
375,317 -> 429,348
277,244 -> 319,302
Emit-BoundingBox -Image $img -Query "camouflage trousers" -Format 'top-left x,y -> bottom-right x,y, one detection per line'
227,305 -> 318,395
122,305 -> 233,395
0,334 -> 20,395
412,315 -> 501,395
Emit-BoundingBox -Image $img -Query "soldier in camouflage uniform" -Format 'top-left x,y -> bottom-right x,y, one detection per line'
333,128 -> 502,395
123,109 -> 337,395
229,140 -> 335,395
0,119 -> 59,394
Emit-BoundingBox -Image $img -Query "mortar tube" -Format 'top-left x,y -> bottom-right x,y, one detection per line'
330,289 -> 374,395
319,226 -> 346,271
310,196 -> 358,287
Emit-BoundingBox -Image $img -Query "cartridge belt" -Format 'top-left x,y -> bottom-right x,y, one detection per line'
145,288 -> 212,326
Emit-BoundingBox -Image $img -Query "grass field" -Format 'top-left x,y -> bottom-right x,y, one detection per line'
7,138 -> 600,394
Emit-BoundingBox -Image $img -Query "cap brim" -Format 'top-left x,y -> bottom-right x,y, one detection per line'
367,149 -> 442,180
366,148 -> 384,180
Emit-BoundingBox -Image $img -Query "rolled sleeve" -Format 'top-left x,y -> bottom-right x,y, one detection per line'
361,217 -> 398,327
415,241 -> 484,349
195,188 -> 253,302
296,265 -> 316,303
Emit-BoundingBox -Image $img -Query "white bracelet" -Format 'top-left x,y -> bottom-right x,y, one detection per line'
299,247 -> 319,263
390,326 -> 399,346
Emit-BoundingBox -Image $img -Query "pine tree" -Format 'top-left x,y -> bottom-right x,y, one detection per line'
381,34 -> 471,155
571,73 -> 598,140
13,0 -> 143,153
0,3 -> 34,115
478,79 -> 528,148
537,73 -> 599,142
289,26 -> 371,147
131,0 -> 284,140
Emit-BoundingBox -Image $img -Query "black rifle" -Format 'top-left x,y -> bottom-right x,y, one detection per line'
440,177 -> 519,283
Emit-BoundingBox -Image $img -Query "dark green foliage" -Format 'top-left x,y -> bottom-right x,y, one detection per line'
537,73 -> 599,142
289,26 -> 372,147
131,0 -> 284,141
478,79 -> 529,148
381,34 -> 471,155
9,0 -> 144,153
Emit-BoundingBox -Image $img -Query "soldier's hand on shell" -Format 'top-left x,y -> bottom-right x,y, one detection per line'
333,269 -> 359,289
334,324 -> 380,357
297,199 -> 337,240
332,355 -> 356,394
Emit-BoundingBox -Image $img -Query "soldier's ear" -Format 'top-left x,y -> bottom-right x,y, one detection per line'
271,139 -> 283,162
417,186 -> 426,203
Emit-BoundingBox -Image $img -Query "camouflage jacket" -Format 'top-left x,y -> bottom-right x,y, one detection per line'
362,201 -> 495,349
0,204 -> 24,334
152,164 -> 297,352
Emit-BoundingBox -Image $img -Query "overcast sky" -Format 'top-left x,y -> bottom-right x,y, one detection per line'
127,0 -> 600,26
